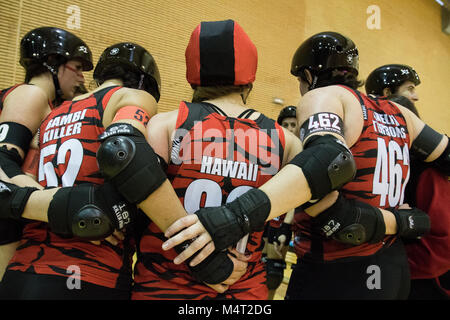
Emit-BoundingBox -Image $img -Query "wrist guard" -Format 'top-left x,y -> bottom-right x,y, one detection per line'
0,147 -> 24,178
0,180 -> 37,220
388,207 -> 431,239
195,188 -> 271,251
267,223 -> 292,245
174,240 -> 234,285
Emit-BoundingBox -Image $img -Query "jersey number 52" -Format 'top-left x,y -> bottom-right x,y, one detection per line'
38,139 -> 83,187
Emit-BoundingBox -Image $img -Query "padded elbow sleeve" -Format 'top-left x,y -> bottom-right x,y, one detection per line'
289,134 -> 356,200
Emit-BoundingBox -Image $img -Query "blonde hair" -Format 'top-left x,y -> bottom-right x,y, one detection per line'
192,84 -> 252,103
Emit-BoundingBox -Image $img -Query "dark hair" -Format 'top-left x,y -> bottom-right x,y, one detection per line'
94,64 -> 152,92
192,84 -> 252,103
388,94 -> 420,118
300,68 -> 364,90
24,55 -> 65,83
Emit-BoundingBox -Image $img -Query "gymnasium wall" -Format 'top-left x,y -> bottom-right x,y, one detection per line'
0,0 -> 448,132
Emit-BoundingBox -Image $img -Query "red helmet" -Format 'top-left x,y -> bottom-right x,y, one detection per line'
185,19 -> 257,88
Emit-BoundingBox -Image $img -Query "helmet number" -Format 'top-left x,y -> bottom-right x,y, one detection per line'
38,138 -> 83,187
372,138 -> 410,207
184,179 -> 253,253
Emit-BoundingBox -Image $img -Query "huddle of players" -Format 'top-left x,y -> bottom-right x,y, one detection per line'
0,20 -> 448,300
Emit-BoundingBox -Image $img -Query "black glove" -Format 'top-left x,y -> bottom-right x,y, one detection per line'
195,188 -> 271,251
48,182 -> 136,240
387,207 -> 431,239
312,194 -> 386,245
268,223 -> 292,245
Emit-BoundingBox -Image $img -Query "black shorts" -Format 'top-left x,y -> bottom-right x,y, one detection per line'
0,270 -> 130,300
285,239 -> 410,300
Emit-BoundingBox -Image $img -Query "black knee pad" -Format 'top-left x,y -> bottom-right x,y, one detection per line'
265,259 -> 286,290
289,134 -> 356,199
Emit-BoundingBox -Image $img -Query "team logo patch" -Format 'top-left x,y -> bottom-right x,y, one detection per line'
98,124 -> 133,140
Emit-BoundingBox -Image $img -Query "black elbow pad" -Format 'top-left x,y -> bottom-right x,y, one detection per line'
289,135 -> 356,200
312,194 -> 386,245
97,123 -> 167,204
47,183 -> 135,240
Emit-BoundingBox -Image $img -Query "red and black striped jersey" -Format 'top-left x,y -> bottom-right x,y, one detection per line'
132,101 -> 285,300
293,86 -> 410,262
7,86 -> 135,290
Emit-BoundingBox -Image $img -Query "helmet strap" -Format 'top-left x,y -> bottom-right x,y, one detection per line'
43,61 -> 64,105
240,84 -> 253,105
138,74 -> 145,90
308,74 -> 318,90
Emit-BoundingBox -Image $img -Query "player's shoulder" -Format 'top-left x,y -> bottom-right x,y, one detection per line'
8,83 -> 47,101
149,109 -> 178,125
4,84 -> 48,111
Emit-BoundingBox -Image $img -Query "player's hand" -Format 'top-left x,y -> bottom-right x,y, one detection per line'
162,214 -> 214,265
204,248 -> 250,293
272,235 -> 287,258
221,248 -> 250,285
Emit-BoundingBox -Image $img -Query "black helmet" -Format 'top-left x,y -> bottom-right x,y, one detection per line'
291,31 -> 359,77
277,105 -> 297,125
93,42 -> 161,102
365,64 -> 420,96
20,27 -> 93,71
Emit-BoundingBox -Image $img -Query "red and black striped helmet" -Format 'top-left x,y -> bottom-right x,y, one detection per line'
185,19 -> 257,88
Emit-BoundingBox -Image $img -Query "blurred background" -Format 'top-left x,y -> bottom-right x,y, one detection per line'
0,0 -> 449,132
